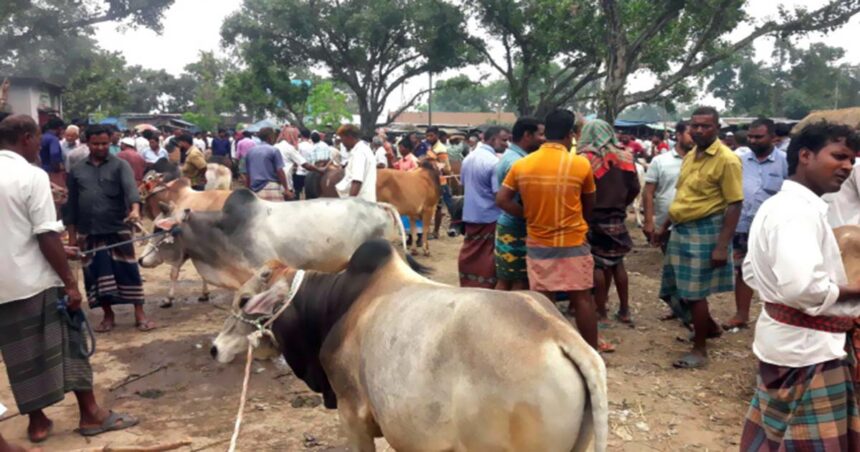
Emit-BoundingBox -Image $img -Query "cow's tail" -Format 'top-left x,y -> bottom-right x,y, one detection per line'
557,329 -> 608,452
378,202 -> 408,253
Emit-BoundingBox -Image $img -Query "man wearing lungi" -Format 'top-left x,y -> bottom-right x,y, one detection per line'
458,126 -> 508,288
740,122 -> 860,450
652,106 -> 743,369
66,124 -> 155,332
493,117 -> 544,291
497,109 -> 604,351
246,127 -> 291,202
579,119 -> 641,325
0,115 -> 137,444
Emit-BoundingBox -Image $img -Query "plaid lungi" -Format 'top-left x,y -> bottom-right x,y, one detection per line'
740,358 -> 860,451
255,181 -> 285,202
588,216 -> 633,268
458,222 -> 497,288
80,231 -> 145,308
0,288 -> 93,413
495,221 -> 527,282
659,214 -> 733,321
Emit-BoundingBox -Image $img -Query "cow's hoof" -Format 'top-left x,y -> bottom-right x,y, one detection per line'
159,299 -> 174,309
198,294 -> 210,303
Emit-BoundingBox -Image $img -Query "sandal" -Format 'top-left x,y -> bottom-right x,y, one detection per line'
77,411 -> 139,437
673,352 -> 707,369
135,320 -> 157,332
93,321 -> 114,333
614,311 -> 634,326
721,319 -> 749,331
598,339 -> 616,353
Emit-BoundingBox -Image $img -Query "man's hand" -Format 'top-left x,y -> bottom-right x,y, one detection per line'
283,190 -> 296,201
124,204 -> 141,224
643,221 -> 655,242
711,246 -> 729,268
64,284 -> 83,311
651,226 -> 669,248
63,246 -> 81,260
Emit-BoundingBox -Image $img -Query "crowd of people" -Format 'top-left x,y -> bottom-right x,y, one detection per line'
3,102 -> 860,450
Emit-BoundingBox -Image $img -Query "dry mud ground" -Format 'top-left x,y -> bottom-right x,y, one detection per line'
0,225 -> 758,451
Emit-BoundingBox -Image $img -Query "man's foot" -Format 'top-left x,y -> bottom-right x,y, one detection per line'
158,299 -> 173,309
27,419 -> 52,444
598,339 -> 616,353
93,320 -> 114,333
615,310 -> 634,325
721,317 -> 749,331
676,328 -> 722,343
673,351 -> 707,369
77,411 -> 139,437
135,320 -> 157,332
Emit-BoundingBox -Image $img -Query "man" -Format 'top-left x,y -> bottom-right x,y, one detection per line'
210,129 -> 232,167
426,126 -> 456,238
650,133 -> 670,156
163,128 -> 183,159
117,137 -> 147,184
0,115 -> 138,445
372,136 -> 390,168
275,126 -> 323,198
141,130 -> 168,165
724,118 -> 788,331
652,107 -> 743,369
643,121 -> 693,247
335,124 -> 377,202
497,110 -> 601,350
309,131 -> 331,166
620,132 -> 646,163
109,128 -> 122,155
773,123 -> 792,153
410,131 -> 429,159
459,126 -> 507,289
294,128 -> 317,195
245,127 -> 292,201
740,122 -> 860,450
467,134 -> 479,154
61,125 -> 81,164
177,134 -> 207,190
579,120 -> 641,325
494,117 -> 544,291
39,118 -> 65,186
66,125 -> 153,333
193,132 -> 207,153
723,132 -> 738,151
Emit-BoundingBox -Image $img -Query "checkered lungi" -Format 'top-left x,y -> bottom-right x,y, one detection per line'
458,223 -> 497,288
588,216 -> 633,268
740,358 -> 860,451
0,288 -> 93,413
255,181 -> 284,202
659,213 -> 733,322
80,231 -> 145,308
495,221 -> 527,282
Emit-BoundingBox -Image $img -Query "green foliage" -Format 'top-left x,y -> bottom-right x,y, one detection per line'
223,0 -> 474,135
63,52 -> 129,120
707,43 -> 860,119
306,81 -> 352,129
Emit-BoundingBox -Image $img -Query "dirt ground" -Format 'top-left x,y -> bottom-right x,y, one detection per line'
0,225 -> 759,451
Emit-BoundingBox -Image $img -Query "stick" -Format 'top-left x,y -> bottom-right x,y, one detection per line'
189,438 -> 230,452
0,411 -> 18,423
110,365 -> 169,392
68,440 -> 191,452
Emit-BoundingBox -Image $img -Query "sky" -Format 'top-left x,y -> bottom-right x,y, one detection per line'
93,0 -> 860,113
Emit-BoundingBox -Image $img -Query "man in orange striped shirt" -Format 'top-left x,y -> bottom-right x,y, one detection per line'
497,109 -> 601,350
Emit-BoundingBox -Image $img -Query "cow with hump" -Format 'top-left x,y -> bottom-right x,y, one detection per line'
212,239 -> 608,452
149,189 -> 408,290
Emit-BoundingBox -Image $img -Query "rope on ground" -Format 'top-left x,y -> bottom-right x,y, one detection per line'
228,343 -> 255,452
67,439 -> 191,452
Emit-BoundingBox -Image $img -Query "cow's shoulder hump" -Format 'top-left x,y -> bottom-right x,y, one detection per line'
219,189 -> 259,233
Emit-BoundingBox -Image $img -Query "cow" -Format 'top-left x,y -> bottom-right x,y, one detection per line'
205,163 -> 232,190
305,164 -> 344,199
212,239 -> 608,452
147,189 -> 407,290
138,175 -> 233,307
376,160 -> 441,256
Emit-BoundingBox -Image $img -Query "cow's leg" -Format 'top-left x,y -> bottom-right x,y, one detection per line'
338,408 -> 376,452
407,216 -> 418,256
421,210 -> 433,256
198,278 -> 210,303
160,264 -> 180,308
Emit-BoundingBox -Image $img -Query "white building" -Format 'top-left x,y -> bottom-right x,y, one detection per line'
1,76 -> 63,125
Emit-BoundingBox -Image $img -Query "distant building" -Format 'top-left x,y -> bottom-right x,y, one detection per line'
1,76 -> 63,126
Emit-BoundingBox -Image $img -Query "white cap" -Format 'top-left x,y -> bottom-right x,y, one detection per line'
120,137 -> 136,148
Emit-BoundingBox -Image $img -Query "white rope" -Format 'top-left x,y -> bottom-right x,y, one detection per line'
227,270 -> 306,452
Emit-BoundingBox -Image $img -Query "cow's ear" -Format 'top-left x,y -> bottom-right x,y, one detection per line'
155,217 -> 178,231
243,292 -> 283,316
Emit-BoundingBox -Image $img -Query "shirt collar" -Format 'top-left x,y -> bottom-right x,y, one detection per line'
781,180 -> 829,215
745,148 -> 777,163
696,139 -> 722,156
85,153 -> 115,166
0,150 -> 27,163
671,148 -> 683,159
476,142 -> 496,154
539,142 -> 569,152
507,143 -> 527,157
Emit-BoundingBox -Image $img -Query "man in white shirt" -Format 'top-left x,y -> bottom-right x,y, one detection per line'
372,136 -> 389,168
0,115 -> 138,443
335,124 -> 377,202
642,121 -> 692,245
274,128 -> 324,197
740,122 -> 860,450
294,128 -> 317,197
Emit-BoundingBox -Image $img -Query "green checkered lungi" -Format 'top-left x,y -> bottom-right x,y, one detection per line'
659,213 -> 734,322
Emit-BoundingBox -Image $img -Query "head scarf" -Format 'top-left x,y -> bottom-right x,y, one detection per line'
578,119 -> 635,179
278,125 -> 299,148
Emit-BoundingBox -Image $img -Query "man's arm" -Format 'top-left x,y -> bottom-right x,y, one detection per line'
37,232 -> 83,310
349,181 -> 363,197
581,191 -> 596,223
118,160 -> 142,223
711,202 -> 742,267
302,162 -> 324,174
496,186 -> 523,218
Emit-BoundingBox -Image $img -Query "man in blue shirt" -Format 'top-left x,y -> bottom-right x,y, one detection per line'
210,129 -> 232,167
458,126 -> 509,288
494,117 -> 544,291
244,127 -> 291,201
725,118 -> 788,330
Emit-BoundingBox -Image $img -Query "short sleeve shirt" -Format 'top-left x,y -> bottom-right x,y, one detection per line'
336,141 -> 377,202
737,149 -> 788,233
502,143 -> 596,247
245,144 -> 286,192
644,149 -> 684,227
669,140 -> 743,225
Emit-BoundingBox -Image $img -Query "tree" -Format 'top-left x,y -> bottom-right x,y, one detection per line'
418,75 -> 511,112
467,0 -> 860,121
182,51 -> 228,132
63,51 -> 129,120
223,0 -> 475,136
306,81 -> 352,129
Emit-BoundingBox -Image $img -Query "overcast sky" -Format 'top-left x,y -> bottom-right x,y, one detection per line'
93,0 -> 860,113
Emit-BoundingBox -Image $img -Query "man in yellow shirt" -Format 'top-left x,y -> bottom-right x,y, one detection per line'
178,134 -> 208,190
497,109 -> 602,351
652,106 -> 743,369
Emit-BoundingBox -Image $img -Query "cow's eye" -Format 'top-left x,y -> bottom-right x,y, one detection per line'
239,295 -> 251,309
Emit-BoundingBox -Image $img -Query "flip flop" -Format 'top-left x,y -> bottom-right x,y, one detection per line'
614,311 -> 634,326
676,329 -> 722,343
673,352 -> 707,369
77,411 -> 139,437
28,420 -> 53,443
93,321 -> 114,333
721,319 -> 749,331
598,340 -> 616,353
135,320 -> 157,332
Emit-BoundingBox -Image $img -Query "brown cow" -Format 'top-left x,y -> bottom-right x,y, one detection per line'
304,164 -> 344,199
138,175 -> 232,307
377,160 -> 441,256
